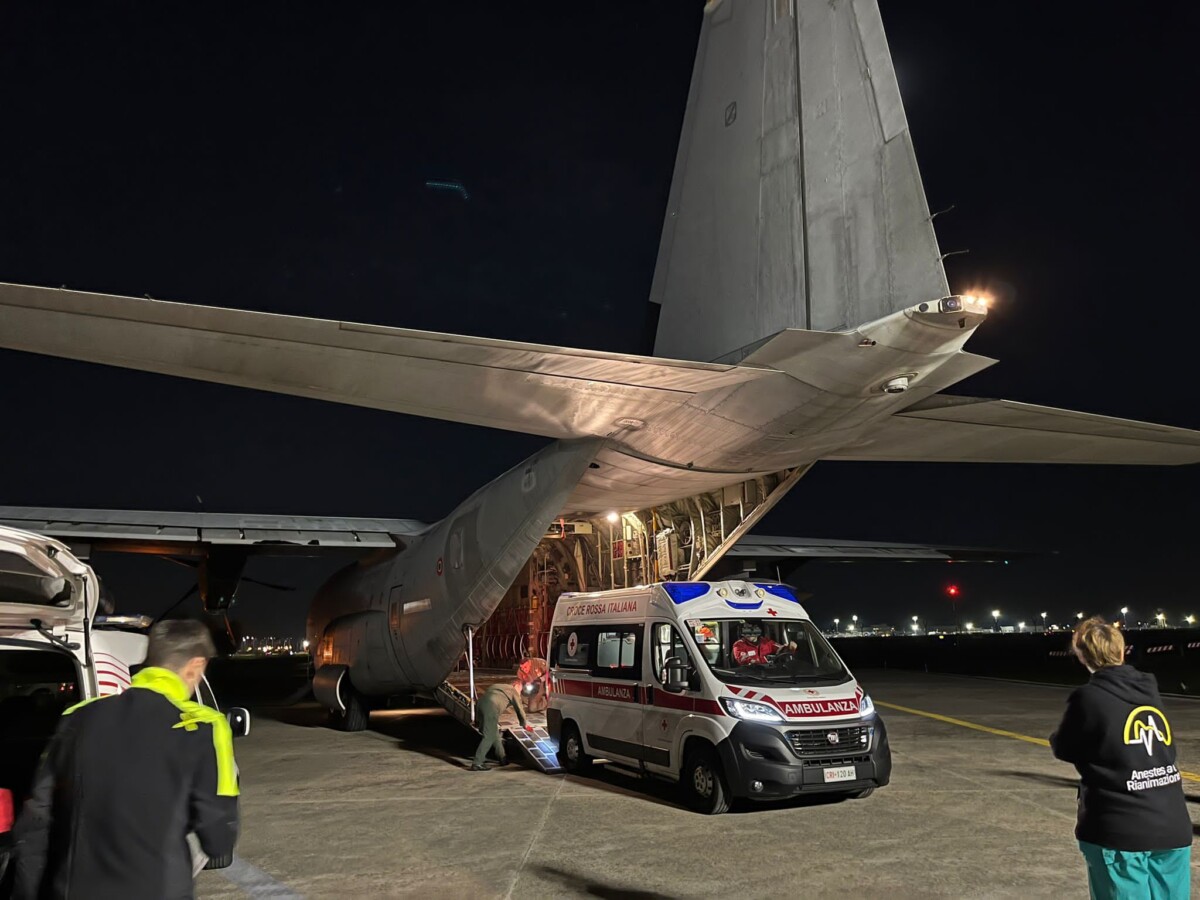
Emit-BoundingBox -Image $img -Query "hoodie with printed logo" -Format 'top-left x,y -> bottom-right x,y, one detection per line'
1050,664 -> 1192,851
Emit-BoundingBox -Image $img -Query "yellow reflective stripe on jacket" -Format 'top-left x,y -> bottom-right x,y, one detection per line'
133,666 -> 240,797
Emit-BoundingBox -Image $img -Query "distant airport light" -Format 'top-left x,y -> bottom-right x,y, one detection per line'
1120,606 -> 1129,615
302,639 -> 310,650
852,614 -> 858,623
847,623 -> 856,632
1018,622 -> 1026,632
965,622 -> 974,631
946,585 -> 960,597
911,623 -> 919,632
1187,615 -> 1196,625
1076,612 -> 1084,620
911,615 -> 918,622
1156,613 -> 1166,625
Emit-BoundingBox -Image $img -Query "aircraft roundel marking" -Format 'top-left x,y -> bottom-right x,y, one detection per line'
436,557 -> 443,576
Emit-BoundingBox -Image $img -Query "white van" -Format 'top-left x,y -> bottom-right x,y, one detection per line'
546,581 -> 891,814
0,525 -> 247,843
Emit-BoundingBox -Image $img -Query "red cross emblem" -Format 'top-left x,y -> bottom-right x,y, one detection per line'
767,608 -> 778,616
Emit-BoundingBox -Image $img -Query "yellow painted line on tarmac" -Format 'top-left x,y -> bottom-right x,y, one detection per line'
875,700 -> 1200,783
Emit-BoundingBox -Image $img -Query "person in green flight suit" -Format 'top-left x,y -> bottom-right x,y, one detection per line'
471,682 -> 531,770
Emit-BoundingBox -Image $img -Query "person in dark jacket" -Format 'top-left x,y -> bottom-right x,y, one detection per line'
470,682 -> 532,770
1050,616 -> 1192,899
13,619 -> 239,900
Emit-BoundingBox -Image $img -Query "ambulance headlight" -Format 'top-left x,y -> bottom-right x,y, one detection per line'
720,697 -> 784,723
859,694 -> 876,719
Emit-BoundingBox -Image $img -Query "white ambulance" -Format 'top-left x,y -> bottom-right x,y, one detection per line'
547,581 -> 891,814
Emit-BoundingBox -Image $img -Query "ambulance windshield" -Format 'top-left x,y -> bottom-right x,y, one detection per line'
684,618 -> 849,688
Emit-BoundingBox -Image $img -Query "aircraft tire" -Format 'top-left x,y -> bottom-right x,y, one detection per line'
332,686 -> 369,732
681,745 -> 729,815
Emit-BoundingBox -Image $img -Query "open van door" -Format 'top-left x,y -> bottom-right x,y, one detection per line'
0,527 -> 94,634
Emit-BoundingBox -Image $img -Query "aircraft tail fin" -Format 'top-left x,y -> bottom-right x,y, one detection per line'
650,0 -> 949,363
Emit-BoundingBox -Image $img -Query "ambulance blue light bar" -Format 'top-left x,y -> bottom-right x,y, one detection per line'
663,583 -> 710,604
755,583 -> 800,604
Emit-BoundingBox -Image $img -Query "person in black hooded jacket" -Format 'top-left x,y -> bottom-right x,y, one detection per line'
1051,616 -> 1192,899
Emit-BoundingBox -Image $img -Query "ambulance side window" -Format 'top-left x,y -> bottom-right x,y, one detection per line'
551,626 -> 594,669
652,623 -> 691,685
594,628 -> 641,680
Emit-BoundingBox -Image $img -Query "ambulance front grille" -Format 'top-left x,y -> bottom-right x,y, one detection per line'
787,725 -> 870,758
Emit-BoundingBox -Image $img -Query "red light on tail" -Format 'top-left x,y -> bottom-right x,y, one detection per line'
0,788 -> 13,833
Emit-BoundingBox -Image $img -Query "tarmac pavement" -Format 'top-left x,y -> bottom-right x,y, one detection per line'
197,670 -> 1200,899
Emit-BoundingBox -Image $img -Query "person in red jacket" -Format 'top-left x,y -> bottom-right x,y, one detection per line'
732,623 -> 796,666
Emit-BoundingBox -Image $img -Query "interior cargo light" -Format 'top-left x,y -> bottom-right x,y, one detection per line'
663,583 -> 709,604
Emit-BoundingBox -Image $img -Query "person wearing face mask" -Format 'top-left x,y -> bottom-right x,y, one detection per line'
12,619 -> 239,900
1051,616 -> 1192,899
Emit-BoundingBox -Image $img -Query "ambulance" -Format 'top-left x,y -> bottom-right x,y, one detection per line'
546,581 -> 891,814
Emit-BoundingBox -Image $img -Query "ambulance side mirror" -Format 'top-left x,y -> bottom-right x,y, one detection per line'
664,657 -> 689,693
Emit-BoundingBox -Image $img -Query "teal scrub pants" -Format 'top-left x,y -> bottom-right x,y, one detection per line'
1079,841 -> 1192,899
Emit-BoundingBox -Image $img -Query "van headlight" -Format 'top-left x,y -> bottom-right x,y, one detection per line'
859,694 -> 876,719
720,697 -> 784,723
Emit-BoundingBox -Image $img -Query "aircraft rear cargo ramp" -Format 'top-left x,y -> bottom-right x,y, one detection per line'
437,675 -> 562,774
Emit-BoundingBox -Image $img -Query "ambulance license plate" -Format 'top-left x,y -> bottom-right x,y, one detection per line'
823,766 -> 857,783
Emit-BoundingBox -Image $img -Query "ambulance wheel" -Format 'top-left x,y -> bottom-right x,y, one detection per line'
848,787 -> 875,800
332,687 -> 369,732
682,746 -> 730,815
560,722 -> 592,774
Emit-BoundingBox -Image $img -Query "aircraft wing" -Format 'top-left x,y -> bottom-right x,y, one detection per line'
828,396 -> 1200,465
0,283 -> 773,441
725,533 -> 1027,563
0,506 -> 427,555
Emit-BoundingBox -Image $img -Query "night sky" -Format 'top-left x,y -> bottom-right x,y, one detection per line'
0,2 -> 1196,636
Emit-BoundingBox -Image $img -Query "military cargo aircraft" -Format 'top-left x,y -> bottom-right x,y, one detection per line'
1,0 -> 1197,728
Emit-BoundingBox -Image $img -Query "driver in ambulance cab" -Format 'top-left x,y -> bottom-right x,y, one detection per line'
732,623 -> 797,666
